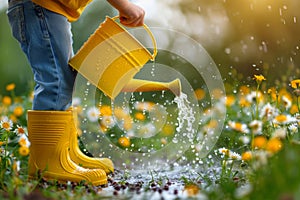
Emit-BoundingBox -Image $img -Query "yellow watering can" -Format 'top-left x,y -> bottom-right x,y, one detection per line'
69,16 -> 181,99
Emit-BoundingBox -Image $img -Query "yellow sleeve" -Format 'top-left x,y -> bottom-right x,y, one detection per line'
32,0 -> 92,22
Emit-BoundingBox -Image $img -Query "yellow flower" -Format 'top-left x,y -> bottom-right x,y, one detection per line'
278,88 -> 291,97
274,114 -> 287,123
239,97 -> 251,107
118,137 -> 131,148
184,184 -> 200,196
18,137 -> 27,146
161,124 -> 175,136
6,83 -> 15,91
194,88 -> 206,100
253,74 -> 266,84
290,104 -> 299,115
13,106 -> 24,117
99,105 -> 112,116
212,88 -> 224,99
207,120 -> 218,128
113,107 -> 128,119
19,146 -> 30,156
290,79 -> 300,89
225,95 -> 235,106
242,151 -> 252,161
266,138 -> 283,153
134,112 -> 146,121
122,116 -> 133,130
2,96 -> 12,106
234,122 -> 242,131
268,87 -> 277,101
239,85 -> 251,96
10,114 -> 18,123
252,136 -> 267,149
267,87 -> 276,95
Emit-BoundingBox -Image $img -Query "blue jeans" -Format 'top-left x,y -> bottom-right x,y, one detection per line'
7,0 -> 77,110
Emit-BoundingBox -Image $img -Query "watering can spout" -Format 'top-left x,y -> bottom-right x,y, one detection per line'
121,78 -> 181,96
168,79 -> 182,96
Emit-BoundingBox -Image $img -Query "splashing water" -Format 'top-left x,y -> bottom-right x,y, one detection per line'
174,92 -> 197,144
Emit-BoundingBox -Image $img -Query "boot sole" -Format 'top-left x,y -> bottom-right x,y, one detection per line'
28,174 -> 108,187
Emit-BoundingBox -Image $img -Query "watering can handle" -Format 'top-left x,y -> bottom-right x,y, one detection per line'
111,16 -> 157,60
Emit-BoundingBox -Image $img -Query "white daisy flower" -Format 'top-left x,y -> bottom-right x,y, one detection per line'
259,103 -> 278,120
229,151 -> 242,160
218,147 -> 230,156
86,106 -> 100,122
14,125 -> 27,135
0,116 -> 13,131
249,120 -> 263,135
100,115 -> 115,129
273,114 -> 297,125
246,91 -> 263,104
281,95 -> 292,110
228,121 -> 250,134
239,136 -> 251,144
271,128 -> 286,139
288,123 -> 298,134
18,134 -> 31,147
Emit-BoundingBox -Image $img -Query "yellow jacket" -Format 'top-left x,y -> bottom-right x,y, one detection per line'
32,0 -> 92,22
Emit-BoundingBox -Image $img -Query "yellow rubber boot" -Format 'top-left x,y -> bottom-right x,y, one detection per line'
69,108 -> 114,174
27,110 -> 107,186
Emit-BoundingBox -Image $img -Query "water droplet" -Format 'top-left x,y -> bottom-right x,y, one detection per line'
224,48 -> 231,54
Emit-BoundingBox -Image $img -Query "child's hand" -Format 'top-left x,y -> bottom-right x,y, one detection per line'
107,0 -> 145,27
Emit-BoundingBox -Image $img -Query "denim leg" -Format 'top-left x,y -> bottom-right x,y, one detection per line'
7,0 -> 77,111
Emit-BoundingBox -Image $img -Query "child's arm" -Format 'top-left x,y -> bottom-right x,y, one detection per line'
107,0 -> 145,27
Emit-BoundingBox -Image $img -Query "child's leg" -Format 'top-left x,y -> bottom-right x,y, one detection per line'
7,0 -> 76,110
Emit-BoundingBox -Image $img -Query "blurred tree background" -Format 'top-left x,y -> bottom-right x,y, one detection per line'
1,0 -> 300,95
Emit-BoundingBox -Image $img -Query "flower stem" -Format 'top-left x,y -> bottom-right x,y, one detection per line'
297,96 -> 300,114
255,84 -> 260,120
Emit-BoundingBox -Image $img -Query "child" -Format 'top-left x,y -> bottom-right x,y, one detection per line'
7,0 -> 145,186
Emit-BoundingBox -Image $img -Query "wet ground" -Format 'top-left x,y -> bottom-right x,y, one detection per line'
100,165 -> 216,200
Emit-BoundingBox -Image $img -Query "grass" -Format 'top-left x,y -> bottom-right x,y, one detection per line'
0,76 -> 300,199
